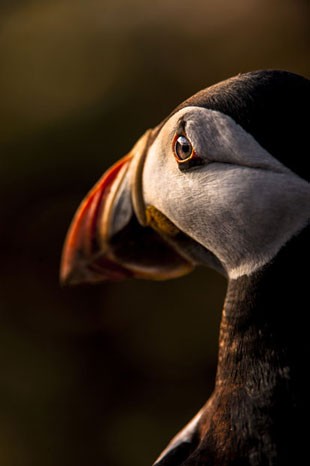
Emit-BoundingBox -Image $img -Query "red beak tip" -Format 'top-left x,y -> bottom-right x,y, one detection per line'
59,265 -> 81,287
60,253 -> 128,286
60,267 -> 107,287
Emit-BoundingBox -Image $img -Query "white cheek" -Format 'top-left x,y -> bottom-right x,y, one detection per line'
143,150 -> 310,278
142,107 -> 310,278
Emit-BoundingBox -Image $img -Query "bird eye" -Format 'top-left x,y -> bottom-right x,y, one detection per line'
173,135 -> 194,163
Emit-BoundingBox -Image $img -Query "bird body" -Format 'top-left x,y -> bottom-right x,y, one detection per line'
61,70 -> 310,465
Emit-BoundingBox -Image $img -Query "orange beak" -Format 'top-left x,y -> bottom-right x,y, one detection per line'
60,131 -> 193,285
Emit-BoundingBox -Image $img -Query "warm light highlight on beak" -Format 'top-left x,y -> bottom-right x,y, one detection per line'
60,155 -> 132,285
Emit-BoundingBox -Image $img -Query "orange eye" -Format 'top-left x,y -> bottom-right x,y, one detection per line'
173,135 -> 194,163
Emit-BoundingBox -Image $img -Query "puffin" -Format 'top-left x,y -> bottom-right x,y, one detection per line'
61,70 -> 310,466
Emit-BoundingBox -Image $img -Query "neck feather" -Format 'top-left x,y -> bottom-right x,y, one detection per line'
198,226 -> 309,465
217,225 -> 309,389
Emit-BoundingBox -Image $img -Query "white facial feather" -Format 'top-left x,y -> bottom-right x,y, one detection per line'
142,108 -> 310,278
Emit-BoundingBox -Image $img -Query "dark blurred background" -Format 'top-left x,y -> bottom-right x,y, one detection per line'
0,1 -> 308,465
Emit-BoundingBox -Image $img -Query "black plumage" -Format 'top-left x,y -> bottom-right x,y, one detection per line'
158,226 -> 309,466
163,70 -> 310,181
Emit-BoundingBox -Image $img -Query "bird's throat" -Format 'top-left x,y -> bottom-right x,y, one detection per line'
198,226 -> 309,465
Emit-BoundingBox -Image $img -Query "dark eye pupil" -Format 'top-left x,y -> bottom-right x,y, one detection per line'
175,135 -> 192,160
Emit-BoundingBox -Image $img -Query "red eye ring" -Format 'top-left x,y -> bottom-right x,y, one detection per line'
173,134 -> 196,164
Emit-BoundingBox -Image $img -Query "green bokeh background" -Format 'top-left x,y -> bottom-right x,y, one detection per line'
0,1 -> 308,465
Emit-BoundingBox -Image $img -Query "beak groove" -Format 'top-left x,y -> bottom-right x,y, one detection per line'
130,129 -> 153,226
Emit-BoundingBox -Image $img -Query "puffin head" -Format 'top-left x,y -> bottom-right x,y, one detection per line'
60,70 -> 310,285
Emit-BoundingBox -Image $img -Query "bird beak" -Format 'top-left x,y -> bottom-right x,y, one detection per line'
60,130 -> 194,285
